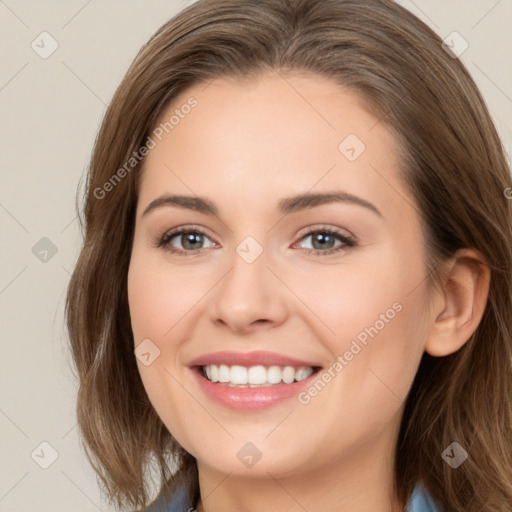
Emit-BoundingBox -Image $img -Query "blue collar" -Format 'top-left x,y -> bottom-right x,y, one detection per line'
407,483 -> 440,511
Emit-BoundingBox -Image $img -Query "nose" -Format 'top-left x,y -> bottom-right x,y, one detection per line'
209,245 -> 289,334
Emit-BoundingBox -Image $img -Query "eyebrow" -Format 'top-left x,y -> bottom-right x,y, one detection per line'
141,191 -> 383,218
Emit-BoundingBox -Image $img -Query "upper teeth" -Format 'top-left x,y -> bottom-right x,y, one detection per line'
203,364 -> 314,386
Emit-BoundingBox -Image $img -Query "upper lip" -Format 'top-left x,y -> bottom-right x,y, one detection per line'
188,350 -> 322,368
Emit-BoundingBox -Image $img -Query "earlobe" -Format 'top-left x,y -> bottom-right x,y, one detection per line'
424,249 -> 491,357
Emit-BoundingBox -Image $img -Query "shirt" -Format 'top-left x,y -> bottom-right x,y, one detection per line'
144,481 -> 441,511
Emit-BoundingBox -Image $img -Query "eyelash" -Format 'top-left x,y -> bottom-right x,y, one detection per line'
154,225 -> 357,257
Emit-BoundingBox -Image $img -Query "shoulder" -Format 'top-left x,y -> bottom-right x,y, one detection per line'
407,483 -> 441,512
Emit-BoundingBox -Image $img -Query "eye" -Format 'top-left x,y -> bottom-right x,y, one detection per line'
154,225 -> 357,257
155,226 -> 216,255
294,227 -> 357,256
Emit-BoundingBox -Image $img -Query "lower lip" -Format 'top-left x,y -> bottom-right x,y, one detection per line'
190,367 -> 320,411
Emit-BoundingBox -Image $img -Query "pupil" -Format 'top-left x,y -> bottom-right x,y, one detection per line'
183,233 -> 202,250
313,233 -> 334,250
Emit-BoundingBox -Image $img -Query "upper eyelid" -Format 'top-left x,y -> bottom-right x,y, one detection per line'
161,225 -> 355,248
295,225 -> 354,239
162,224 -> 352,237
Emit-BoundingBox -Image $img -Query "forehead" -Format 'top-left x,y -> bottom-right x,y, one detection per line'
137,71 -> 410,223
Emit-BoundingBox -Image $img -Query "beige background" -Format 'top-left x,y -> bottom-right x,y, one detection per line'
0,1 -> 511,510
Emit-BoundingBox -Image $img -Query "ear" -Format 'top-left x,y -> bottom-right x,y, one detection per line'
424,248 -> 491,357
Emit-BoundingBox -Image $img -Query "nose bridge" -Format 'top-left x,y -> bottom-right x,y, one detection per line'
210,233 -> 287,331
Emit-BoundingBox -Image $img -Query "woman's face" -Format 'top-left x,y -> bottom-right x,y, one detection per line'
128,71 -> 432,480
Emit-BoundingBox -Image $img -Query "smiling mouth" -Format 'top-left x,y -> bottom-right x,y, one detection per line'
199,364 -> 322,388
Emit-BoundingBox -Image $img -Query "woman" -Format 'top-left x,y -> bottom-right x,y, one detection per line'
65,0 -> 512,510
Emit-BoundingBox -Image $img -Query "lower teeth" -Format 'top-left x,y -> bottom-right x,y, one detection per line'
202,380 -> 283,387
226,382 -> 278,388
202,376 -> 289,387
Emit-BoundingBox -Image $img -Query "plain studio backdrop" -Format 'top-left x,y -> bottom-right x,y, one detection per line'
0,1 -> 511,511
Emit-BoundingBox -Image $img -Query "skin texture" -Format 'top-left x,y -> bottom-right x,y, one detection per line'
127,71 -> 490,512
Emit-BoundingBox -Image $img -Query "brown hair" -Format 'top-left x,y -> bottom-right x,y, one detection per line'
65,0 -> 512,510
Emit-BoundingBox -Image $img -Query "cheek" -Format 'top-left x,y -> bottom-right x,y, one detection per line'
128,253 -> 198,442
288,260 -> 401,342
351,290 -> 427,412
127,249 -> 206,341
302,254 -> 427,402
